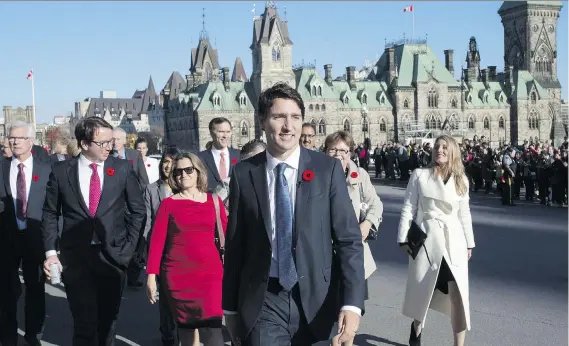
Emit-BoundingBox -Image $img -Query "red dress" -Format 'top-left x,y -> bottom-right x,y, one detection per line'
147,194 -> 227,326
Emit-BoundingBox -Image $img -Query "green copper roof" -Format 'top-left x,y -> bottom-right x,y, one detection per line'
498,1 -> 563,13
192,81 -> 255,112
514,70 -> 550,101
464,81 -> 509,108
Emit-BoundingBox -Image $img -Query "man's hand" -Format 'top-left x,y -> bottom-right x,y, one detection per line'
334,310 -> 360,345
359,221 -> 372,241
468,248 -> 473,260
43,255 -> 62,280
224,313 -> 241,345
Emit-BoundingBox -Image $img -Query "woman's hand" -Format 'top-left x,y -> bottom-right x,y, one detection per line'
359,221 -> 372,241
468,248 -> 473,260
146,274 -> 158,304
399,243 -> 412,255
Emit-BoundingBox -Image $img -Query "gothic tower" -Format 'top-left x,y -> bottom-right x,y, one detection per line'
250,1 -> 296,99
465,37 -> 481,83
498,1 -> 563,87
187,9 -> 220,87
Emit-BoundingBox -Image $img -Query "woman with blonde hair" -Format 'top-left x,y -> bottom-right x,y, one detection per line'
146,152 -> 227,346
398,135 -> 475,346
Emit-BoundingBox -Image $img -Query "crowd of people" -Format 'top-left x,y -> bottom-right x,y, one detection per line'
0,83 -> 484,346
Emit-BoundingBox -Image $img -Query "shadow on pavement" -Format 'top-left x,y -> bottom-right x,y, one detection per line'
354,333 -> 407,346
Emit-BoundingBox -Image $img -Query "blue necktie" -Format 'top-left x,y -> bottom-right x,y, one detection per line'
275,163 -> 297,291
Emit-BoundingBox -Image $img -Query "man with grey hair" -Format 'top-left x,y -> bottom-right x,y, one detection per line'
111,127 -> 149,287
0,121 -> 52,346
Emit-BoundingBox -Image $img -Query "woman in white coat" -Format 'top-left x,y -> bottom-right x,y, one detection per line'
324,131 -> 383,298
397,135 -> 475,346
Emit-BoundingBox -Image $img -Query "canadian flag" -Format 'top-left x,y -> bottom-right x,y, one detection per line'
26,69 -> 33,80
403,5 -> 413,12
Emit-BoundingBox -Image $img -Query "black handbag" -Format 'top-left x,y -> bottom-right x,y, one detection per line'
406,221 -> 432,265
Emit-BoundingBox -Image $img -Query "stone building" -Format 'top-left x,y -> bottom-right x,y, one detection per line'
163,0 -> 565,151
70,76 -> 163,136
0,106 -> 36,139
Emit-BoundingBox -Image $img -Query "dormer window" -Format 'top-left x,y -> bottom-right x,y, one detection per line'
530,91 -> 537,104
380,96 -> 385,105
343,95 -> 349,104
317,86 -> 322,96
212,94 -> 221,106
499,95 -> 505,103
483,93 -> 489,103
239,94 -> 247,106
362,94 -> 368,104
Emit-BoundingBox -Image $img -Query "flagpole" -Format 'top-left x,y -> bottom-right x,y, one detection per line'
31,70 -> 37,135
412,5 -> 415,39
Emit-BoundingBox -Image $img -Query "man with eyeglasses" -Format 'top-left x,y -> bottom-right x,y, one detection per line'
0,122 -> 52,346
42,117 -> 145,346
300,123 -> 317,151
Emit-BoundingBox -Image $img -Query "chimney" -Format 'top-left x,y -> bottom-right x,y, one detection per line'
488,66 -> 497,80
222,67 -> 230,91
444,49 -> 454,74
481,69 -> 489,85
386,47 -> 396,83
324,64 -> 333,84
346,66 -> 356,90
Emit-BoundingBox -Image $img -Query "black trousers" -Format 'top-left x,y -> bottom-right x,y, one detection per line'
157,276 -> 176,342
4,230 -> 46,345
127,236 -> 146,284
524,177 -> 535,200
502,177 -> 514,205
62,246 -> 126,346
244,278 -> 332,346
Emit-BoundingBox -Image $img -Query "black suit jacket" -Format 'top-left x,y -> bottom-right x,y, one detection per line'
198,147 -> 241,192
124,148 -> 149,190
31,145 -> 50,164
42,157 -> 146,268
222,147 -> 365,339
0,158 -> 52,256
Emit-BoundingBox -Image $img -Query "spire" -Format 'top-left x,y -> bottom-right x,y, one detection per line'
199,8 -> 209,41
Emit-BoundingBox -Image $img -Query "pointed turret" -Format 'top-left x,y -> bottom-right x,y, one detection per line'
231,57 -> 248,82
188,8 -> 220,85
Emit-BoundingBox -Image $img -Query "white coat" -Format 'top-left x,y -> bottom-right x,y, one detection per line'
397,168 -> 475,330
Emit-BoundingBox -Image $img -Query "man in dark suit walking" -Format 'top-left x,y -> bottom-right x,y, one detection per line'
43,117 -> 146,346
223,83 -> 365,346
0,122 -> 52,346
111,127 -> 149,287
197,117 -> 241,193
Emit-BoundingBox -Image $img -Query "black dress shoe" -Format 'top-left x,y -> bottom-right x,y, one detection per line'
409,322 -> 421,346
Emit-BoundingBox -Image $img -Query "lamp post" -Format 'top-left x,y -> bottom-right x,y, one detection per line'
361,107 -> 368,145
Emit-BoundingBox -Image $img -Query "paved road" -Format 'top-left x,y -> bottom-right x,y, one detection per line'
17,180 -> 568,345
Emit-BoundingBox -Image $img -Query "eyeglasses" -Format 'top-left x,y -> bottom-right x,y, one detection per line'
327,148 -> 349,155
91,140 -> 114,148
173,166 -> 197,177
300,134 -> 315,139
8,137 -> 31,142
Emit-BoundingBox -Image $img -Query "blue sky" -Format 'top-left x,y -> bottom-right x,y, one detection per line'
0,1 -> 566,124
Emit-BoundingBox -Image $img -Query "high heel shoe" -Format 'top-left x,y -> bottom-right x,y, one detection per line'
409,322 -> 422,346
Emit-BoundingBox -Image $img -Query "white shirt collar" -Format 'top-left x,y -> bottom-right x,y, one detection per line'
211,146 -> 229,156
266,145 -> 301,172
79,154 -> 104,168
11,154 -> 34,167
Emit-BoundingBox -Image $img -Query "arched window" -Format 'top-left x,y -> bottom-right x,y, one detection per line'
529,109 -> 539,129
317,86 -> 322,96
312,86 -> 317,95
321,104 -> 326,111
240,121 -> 249,137
310,119 -> 317,128
436,117 -> 442,130
449,114 -> 458,130
379,118 -> 387,132
483,116 -> 490,129
451,98 -> 458,108
428,88 -> 438,108
315,104 -> 320,111
212,94 -> 221,106
468,116 -> 475,129
498,116 -> 505,129
343,119 -> 351,132
272,41 -> 281,62
318,119 -> 326,135
403,98 -> 410,109
401,114 -> 411,131
362,119 -> 369,132
425,115 -> 436,130
309,104 -> 314,111
362,94 -> 368,104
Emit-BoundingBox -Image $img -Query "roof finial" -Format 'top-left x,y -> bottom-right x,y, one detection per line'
284,6 -> 287,21
200,8 -> 209,41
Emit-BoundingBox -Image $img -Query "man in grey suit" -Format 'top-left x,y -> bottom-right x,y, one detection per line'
112,127 -> 149,287
197,117 -> 241,193
223,83 -> 365,345
1,122 -> 52,346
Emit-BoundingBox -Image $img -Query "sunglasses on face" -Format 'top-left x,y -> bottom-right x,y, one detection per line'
172,166 -> 197,177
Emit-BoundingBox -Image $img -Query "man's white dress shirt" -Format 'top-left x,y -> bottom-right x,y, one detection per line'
45,154 -> 104,258
210,146 -> 230,180
10,155 -> 33,230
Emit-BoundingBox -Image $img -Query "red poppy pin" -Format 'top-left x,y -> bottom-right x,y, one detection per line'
231,158 -> 237,164
129,159 -> 134,164
32,175 -> 39,182
302,169 -> 315,182
30,149 -> 35,155
350,171 -> 358,179
147,163 -> 151,167
107,168 -> 115,176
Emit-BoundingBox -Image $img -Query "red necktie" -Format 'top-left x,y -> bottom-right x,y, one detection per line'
89,163 -> 101,216
16,163 -> 27,220
219,152 -> 227,180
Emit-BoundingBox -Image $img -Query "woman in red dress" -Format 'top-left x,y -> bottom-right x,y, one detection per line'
146,152 -> 227,346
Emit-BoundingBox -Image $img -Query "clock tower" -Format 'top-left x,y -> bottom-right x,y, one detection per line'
250,1 -> 296,100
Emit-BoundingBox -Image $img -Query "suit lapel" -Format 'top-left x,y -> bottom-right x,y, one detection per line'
229,148 -> 239,176
3,161 -> 11,197
294,148 -> 311,237
204,150 -> 222,183
97,159 -> 115,216
249,155 -> 272,241
157,181 -> 167,202
27,162 -> 43,210
67,159 -> 90,216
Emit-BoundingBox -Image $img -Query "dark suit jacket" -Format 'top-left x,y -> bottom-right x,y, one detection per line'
0,158 -> 52,257
42,157 -> 146,268
49,153 -> 71,165
222,147 -> 365,339
123,148 -> 150,190
198,147 -> 241,192
31,145 -> 50,164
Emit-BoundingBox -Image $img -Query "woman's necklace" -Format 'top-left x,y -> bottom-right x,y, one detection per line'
179,191 -> 201,200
